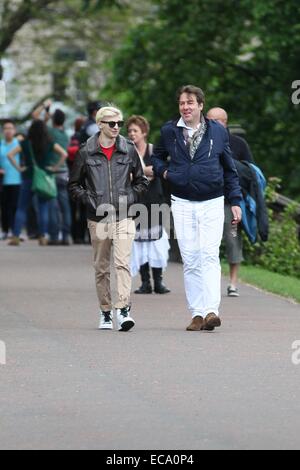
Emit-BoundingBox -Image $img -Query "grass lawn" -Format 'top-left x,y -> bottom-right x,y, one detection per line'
221,262 -> 300,304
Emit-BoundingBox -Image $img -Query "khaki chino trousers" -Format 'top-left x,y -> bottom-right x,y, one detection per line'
88,219 -> 136,311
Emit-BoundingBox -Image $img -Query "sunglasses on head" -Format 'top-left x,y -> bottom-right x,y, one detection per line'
101,120 -> 124,129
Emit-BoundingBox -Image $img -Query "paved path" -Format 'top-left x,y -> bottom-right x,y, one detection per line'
0,241 -> 300,450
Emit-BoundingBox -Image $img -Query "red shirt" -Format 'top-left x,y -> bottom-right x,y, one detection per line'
101,144 -> 116,161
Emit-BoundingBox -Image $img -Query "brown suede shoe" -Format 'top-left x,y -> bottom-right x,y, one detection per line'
39,237 -> 48,247
8,237 -> 20,247
202,313 -> 222,331
186,316 -> 204,331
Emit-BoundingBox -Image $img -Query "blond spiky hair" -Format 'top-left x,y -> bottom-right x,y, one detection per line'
96,106 -> 123,124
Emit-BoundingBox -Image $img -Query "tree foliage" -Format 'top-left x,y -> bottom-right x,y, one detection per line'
103,0 -> 300,198
0,0 -> 120,73
0,0 -> 133,116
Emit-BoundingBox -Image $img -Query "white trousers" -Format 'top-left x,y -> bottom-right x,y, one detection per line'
172,196 -> 225,318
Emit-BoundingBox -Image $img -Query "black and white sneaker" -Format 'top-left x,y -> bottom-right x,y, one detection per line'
99,310 -> 114,330
116,306 -> 135,332
227,286 -> 240,297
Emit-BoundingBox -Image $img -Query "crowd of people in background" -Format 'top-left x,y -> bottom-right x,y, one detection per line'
0,100 -> 101,247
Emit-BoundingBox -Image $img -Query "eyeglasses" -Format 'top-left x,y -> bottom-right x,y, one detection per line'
101,121 -> 124,129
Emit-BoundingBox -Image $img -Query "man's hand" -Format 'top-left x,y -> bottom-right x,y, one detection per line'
231,206 -> 242,224
32,99 -> 52,120
44,99 -> 52,109
144,165 -> 154,178
163,170 -> 168,180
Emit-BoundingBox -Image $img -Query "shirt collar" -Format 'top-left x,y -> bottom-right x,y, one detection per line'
177,117 -> 195,131
177,117 -> 202,139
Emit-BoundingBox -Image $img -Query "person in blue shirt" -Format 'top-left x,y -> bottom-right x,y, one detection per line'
0,120 -> 21,239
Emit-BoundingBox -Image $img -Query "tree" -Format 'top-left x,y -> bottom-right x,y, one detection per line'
0,0 -> 139,118
0,0 -> 56,71
0,0 -> 121,78
103,0 -> 300,198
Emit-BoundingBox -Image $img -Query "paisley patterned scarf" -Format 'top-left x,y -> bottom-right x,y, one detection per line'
182,115 -> 207,160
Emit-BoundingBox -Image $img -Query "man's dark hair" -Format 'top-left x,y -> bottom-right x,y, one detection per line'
52,109 -> 66,127
177,85 -> 205,105
2,119 -> 16,128
87,101 -> 102,117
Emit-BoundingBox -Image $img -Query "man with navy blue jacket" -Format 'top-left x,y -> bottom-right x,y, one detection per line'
151,85 -> 242,332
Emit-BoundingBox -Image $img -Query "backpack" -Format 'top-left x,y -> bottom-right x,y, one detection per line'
236,161 -> 269,244
250,163 -> 267,194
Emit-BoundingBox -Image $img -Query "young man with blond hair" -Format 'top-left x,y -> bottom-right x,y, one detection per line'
69,106 -> 148,332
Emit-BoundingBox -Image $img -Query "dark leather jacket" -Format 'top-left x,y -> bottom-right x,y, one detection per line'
68,133 -> 149,222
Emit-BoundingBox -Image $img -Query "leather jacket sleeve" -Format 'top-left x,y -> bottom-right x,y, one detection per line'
68,147 -> 87,204
130,146 -> 149,201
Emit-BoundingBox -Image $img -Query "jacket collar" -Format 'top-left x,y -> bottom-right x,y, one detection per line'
172,116 -> 212,159
86,133 -> 128,156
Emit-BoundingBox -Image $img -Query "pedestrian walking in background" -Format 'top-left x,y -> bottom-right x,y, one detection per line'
69,106 -> 148,332
7,120 -> 67,246
32,103 -> 72,245
152,85 -> 242,332
67,117 -> 85,166
207,107 -> 254,298
127,115 -> 171,295
13,132 -> 39,241
67,117 -> 88,244
47,109 -> 72,246
0,120 -> 21,240
79,101 -> 103,144
0,163 -> 3,236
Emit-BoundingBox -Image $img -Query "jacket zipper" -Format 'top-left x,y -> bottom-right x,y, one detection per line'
108,160 -> 114,205
108,159 -> 117,223
208,139 -> 213,158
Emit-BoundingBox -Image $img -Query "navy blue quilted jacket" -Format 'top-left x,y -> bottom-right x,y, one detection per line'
151,118 -> 242,206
